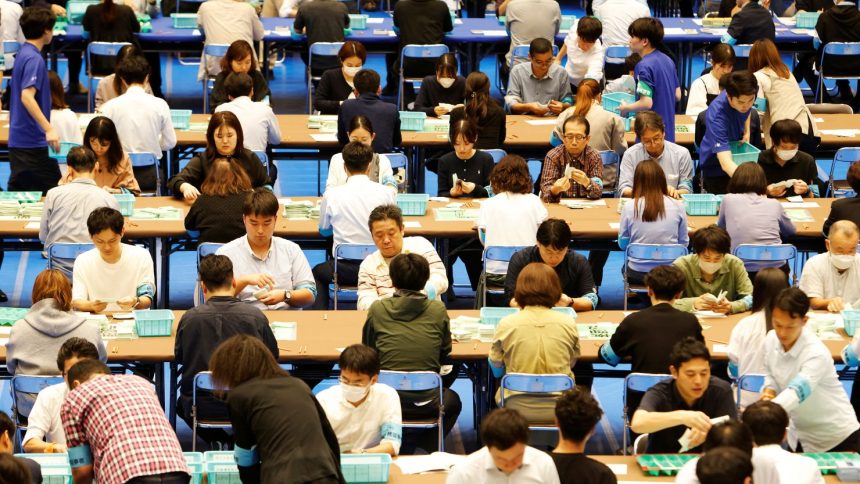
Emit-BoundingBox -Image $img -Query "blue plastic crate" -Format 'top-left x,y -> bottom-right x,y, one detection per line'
114,193 -> 135,217
341,453 -> 392,484
349,14 -> 368,29
187,462 -> 203,484
48,141 -> 81,161
40,464 -> 73,484
480,307 -> 518,326
172,13 -> 198,29
204,451 -> 235,462
399,111 -> 427,131
184,452 -> 205,464
602,92 -> 635,116
730,141 -> 761,165
171,109 -> 192,130
205,461 -> 241,484
560,15 -> 576,31
133,309 -> 174,337
551,306 -> 577,319
795,11 -> 820,29
681,194 -> 720,216
0,191 -> 42,203
396,193 -> 429,216
843,310 -> 860,337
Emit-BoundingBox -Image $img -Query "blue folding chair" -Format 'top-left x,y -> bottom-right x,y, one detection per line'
511,43 -> 559,66
623,373 -> 671,454
604,45 -> 631,82
253,150 -> 270,170
399,44 -> 449,110
377,370 -> 445,451
86,41 -> 131,112
308,42 -> 344,114
47,243 -> 95,277
623,244 -> 688,310
1,41 -> 20,87
736,374 -> 766,411
195,243 -> 224,306
732,244 -> 797,284
10,375 -> 64,451
817,42 -> 860,103
330,243 -> 377,309
599,151 -> 621,197
827,147 -> 860,197
481,246 -> 528,305
484,149 -> 507,164
129,152 -> 161,196
202,43 -> 230,113
192,372 -> 232,451
499,373 -> 575,430
383,152 -> 408,191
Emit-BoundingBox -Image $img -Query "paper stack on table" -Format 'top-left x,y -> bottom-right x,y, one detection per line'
394,453 -> 467,474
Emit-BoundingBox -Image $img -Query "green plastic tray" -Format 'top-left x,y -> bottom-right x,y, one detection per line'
803,452 -> 860,474
0,307 -> 28,325
636,454 -> 697,476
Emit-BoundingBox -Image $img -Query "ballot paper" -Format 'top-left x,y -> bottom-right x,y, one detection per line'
702,290 -> 728,304
452,173 -> 459,185
271,322 -> 297,341
404,221 -> 421,228
393,453 -> 468,475
310,133 -> 339,142
564,166 -> 575,178
366,17 -> 384,24
524,119 -> 557,126
679,415 -> 730,452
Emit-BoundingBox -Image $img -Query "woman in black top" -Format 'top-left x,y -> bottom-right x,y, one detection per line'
184,158 -> 252,244
448,71 -> 506,149
82,0 -> 140,76
209,40 -> 271,113
414,53 -> 466,117
210,335 -> 345,484
313,40 -> 366,115
168,111 -> 269,200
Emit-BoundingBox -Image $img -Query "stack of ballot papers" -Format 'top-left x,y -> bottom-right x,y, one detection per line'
282,200 -> 317,219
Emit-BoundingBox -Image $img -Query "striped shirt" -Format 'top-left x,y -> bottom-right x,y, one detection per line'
357,236 -> 447,310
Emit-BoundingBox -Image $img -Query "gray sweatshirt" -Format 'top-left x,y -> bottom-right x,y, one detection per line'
6,298 -> 107,375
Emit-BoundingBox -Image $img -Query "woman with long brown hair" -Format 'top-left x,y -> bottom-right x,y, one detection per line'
184,158 -> 253,244
553,79 -> 626,157
619,159 -> 689,283
748,38 -> 820,153
448,72 -> 506,149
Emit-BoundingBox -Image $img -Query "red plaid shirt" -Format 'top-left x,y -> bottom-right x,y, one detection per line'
539,144 -> 604,202
61,375 -> 189,484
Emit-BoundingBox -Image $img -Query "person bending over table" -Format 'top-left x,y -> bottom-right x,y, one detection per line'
168,112 -> 269,202
66,116 -> 140,195
630,338 -> 737,454
209,40 -> 270,113
758,119 -> 820,199
698,71 -> 758,194
557,17 -> 606,93
214,73 -> 281,153
386,0 -> 453,97
823,161 -> 860,236
184,158 -> 253,244
540,115 -> 603,202
617,111 -> 692,198
82,0 -> 140,78
413,53 -> 466,118
762,288 -> 860,452
448,72 -> 507,150
357,204 -> 448,310
551,388 -> 617,484
294,0 -> 349,73
504,38 -> 572,117
314,41 -> 367,115
71,207 -> 155,313
337,69 -> 401,154
326,115 -> 395,190
813,0 -> 860,112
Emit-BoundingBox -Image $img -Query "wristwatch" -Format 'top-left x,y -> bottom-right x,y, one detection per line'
284,290 -> 292,304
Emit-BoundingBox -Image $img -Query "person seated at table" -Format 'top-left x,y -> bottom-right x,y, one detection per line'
413,53 -> 466,118
540,115 -> 603,202
98,55 -> 176,161
505,38 -> 573,117
617,111 -> 693,198
314,142 -> 396,309
326,115 -> 395,190
727,268 -> 790,405
672,225 -> 753,315
722,0 -> 776,46
7,269 -> 106,377
758,119 -> 820,199
48,71 -> 82,145
761,287 -> 860,452
619,161 -> 689,283
209,40 -> 270,113
184,158 -> 253,244
553,80 -> 627,165
813,0 -> 860,112
72,207 -> 155,313
357,204 -> 448,310
630,337 -> 737,453
823,161 -> 860,235
0,412 -> 42,484
448,72 -> 507,150
551,388 -> 617,484
697,447 -> 754,484
604,53 -> 641,96
337,69 -> 401,154
749,39 -> 820,153
42,146 -> 120,275
619,18 -> 681,142
504,219 -> 597,311
718,162 -> 795,276
294,0 -> 349,73
686,44 -> 735,117
168,112 -> 270,202
22,338 -> 102,454
214,72 -> 281,152
82,0 -> 141,77
261,0 -> 306,18
799,220 -> 860,312
557,17 -> 605,92
699,71 -> 759,194
197,0 -> 264,83
218,188 -> 316,310
362,253 -> 462,451
175,254 -> 277,446
317,344 -> 402,456
385,0 -> 453,98
64,116 -> 140,195
447,408 -> 560,483
94,44 -> 153,110
313,41 -> 366,115
477,155 -> 548,305
490,262 -> 580,423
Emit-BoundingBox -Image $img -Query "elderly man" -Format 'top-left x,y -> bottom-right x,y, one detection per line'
617,111 -> 693,198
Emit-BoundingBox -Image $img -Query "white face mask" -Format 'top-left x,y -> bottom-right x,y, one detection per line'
341,383 -> 369,403
776,149 -> 798,161
831,253 -> 855,271
699,260 -> 722,274
343,65 -> 362,78
438,77 -> 456,89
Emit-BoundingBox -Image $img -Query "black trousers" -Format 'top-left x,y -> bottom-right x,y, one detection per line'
9,147 -> 62,194
177,393 -> 233,446
126,472 -> 191,484
312,258 -> 361,310
588,250 -> 610,288
795,428 -> 860,453
400,388 -> 462,453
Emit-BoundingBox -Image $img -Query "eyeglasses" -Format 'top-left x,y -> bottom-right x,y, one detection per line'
563,134 -> 587,142
532,57 -> 554,67
338,377 -> 368,387
642,134 -> 664,146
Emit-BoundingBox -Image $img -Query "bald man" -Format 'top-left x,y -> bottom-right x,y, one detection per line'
799,220 -> 860,313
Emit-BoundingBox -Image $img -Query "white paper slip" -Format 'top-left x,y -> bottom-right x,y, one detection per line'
482,30 -> 508,36
786,195 -> 804,203
0,326 -> 11,335
271,322 -> 297,341
24,222 -> 40,229
778,16 -> 796,25
781,202 -> 819,208
429,196 -> 450,202
694,310 -> 727,319
702,27 -> 728,35
366,17 -> 384,23
310,133 -> 339,142
404,221 -> 422,228
791,28 -> 814,34
0,338 -> 8,346
525,119 -> 557,126
277,198 -> 293,205
455,19 -> 463,24
564,166 -> 574,178
607,464 -> 628,475
815,117 -> 824,122
712,343 -> 728,353
692,18 -> 703,25
608,222 -> 620,229
822,129 -> 860,138
113,312 -> 135,319
192,29 -> 201,36
663,27 -> 687,34
394,453 -> 468,475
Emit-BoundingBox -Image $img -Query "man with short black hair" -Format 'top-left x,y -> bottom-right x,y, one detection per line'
317,344 -> 402,456
722,0 -> 775,46
618,111 -> 693,198
447,408 -> 560,483
758,119 -> 820,199
631,338 -> 737,453
741,401 -> 823,483
337,69 -> 401,153
505,38 -> 573,116
557,17 -> 606,90
696,447 -> 753,484
214,72 -> 281,152
0,410 -> 41,483
552,388 -> 616,484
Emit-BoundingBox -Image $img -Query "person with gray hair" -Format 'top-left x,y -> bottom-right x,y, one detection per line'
617,111 -> 693,198
799,220 -> 860,313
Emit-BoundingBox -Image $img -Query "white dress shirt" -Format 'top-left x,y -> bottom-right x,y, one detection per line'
673,447 -> 792,484
477,192 -> 548,274
727,311 -> 768,407
446,446 -> 560,484
22,382 -> 67,447
593,0 -> 651,47
685,74 -> 720,117
0,0 -> 24,70
563,26 -> 605,85
799,253 -> 860,307
325,153 -> 393,190
319,175 -> 396,255
356,236 -> 448,310
316,382 -> 402,455
197,0 -> 264,77
764,328 -> 860,452
50,109 -> 84,145
98,86 -> 177,159
754,444 -> 824,484
214,96 -> 281,152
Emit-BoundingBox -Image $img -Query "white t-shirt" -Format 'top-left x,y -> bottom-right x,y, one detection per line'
325,153 -> 393,190
563,25 -> 605,85
754,445 -> 824,484
593,0 -> 651,48
685,73 -> 720,117
446,446 -> 560,484
727,311 -> 768,407
22,382 -> 67,447
316,382 -> 402,455
50,108 -> 84,145
71,244 -> 156,310
477,192 -> 548,273
799,252 -> 860,306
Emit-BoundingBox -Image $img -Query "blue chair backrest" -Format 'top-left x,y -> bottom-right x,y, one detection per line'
512,44 -> 559,64
253,150 -> 269,168
733,44 -> 753,58
823,42 -> 860,57
605,45 -> 631,60
484,149 -> 507,164
203,43 -> 230,57
335,243 -> 377,261
197,242 -> 223,261
48,243 -> 95,266
309,41 -> 345,57
484,246 -> 527,264
3,41 -> 20,55
623,373 -> 671,409
383,153 -> 408,170
836,147 -> 860,164
192,372 -> 221,407
500,373 -> 574,394
12,375 -> 64,395
377,370 -> 442,392
732,244 -> 796,263
401,44 -> 449,61
625,243 -> 688,263
599,151 -> 619,168
88,41 -> 131,59
129,152 -> 157,167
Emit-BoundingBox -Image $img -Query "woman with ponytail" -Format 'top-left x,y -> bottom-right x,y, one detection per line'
449,72 -> 506,150
553,79 -> 627,157
83,0 -> 141,76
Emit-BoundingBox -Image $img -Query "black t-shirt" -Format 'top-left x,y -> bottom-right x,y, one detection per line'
436,150 -> 495,198
504,246 -> 595,306
294,0 -> 350,47
638,378 -> 737,453
551,453 -> 617,484
393,0 -> 453,47
757,148 -> 819,198
414,75 -> 466,117
727,2 -> 776,45
449,102 -> 507,150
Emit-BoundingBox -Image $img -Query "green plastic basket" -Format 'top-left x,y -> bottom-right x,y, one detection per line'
48,141 -> 81,161
399,111 -> 427,131
843,310 -> 860,337
114,193 -> 135,217
0,307 -> 29,325
67,0 -> 99,24
396,193 -> 429,216
205,461 -> 241,484
348,14 -> 368,29
133,309 -> 174,337
0,191 -> 42,203
341,453 -> 392,484
171,109 -> 192,130
560,15 -> 576,31
795,11 -> 820,29
172,13 -> 198,29
681,193 -> 720,216
803,452 -> 860,474
636,454 -> 697,476
480,307 -> 518,326
602,92 -> 635,116
730,141 -> 761,165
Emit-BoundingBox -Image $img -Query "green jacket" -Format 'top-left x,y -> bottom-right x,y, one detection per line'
672,253 -> 753,314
